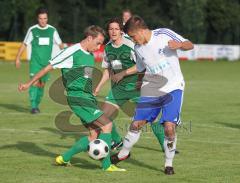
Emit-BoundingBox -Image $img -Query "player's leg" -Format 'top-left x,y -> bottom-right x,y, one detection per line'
35,73 -> 50,111
101,101 -> 122,149
160,89 -> 183,175
151,122 -> 165,152
111,96 -> 161,164
56,96 -> 104,165
57,126 -> 100,165
29,80 -> 40,114
116,120 -> 146,159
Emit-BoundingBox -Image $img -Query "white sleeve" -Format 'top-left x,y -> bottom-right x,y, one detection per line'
23,28 -> 33,45
101,51 -> 109,68
135,50 -> 145,72
130,50 -> 136,63
164,28 -> 188,42
49,44 -> 79,69
53,30 -> 62,45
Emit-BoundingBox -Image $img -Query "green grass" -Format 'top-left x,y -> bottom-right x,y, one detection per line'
0,61 -> 240,183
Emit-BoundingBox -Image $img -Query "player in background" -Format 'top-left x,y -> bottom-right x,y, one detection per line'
93,17 -> 139,150
122,9 -> 132,25
15,7 -> 64,114
111,15 -> 194,175
18,25 -> 125,172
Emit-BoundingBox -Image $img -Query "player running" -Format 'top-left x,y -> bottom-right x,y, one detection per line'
111,15 -> 194,175
18,25 -> 125,172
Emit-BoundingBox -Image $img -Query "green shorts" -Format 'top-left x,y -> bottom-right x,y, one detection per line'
105,86 -> 140,107
29,62 -> 50,83
67,93 -> 104,124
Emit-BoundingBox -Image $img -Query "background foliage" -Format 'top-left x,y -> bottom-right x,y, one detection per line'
0,0 -> 239,44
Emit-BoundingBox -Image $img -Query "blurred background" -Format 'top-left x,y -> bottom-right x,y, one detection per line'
0,0 -> 239,44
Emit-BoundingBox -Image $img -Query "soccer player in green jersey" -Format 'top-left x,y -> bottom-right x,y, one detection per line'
15,7 -> 64,114
94,17 -> 139,150
18,25 -> 125,172
94,18 -> 165,152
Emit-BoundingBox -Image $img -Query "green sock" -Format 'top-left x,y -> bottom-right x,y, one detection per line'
62,136 -> 89,162
151,122 -> 165,152
36,87 -> 44,108
29,86 -> 38,109
98,133 -> 112,170
111,122 -> 122,143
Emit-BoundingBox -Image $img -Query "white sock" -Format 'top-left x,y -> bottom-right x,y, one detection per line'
118,131 -> 141,159
164,135 -> 177,167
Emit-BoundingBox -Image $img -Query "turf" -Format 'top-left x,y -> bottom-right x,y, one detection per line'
0,60 -> 239,183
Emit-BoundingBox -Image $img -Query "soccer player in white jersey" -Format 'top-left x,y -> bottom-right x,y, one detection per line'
111,15 -> 194,175
15,7 -> 64,114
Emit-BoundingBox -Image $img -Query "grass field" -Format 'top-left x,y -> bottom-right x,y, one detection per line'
0,60 -> 240,183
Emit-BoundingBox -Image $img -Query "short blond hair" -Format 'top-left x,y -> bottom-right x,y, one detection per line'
84,25 -> 106,38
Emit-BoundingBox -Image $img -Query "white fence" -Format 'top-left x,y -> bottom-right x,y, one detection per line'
27,44 -> 240,61
177,44 -> 240,61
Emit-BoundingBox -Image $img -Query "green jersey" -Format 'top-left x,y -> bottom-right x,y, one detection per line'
50,43 -> 103,124
50,43 -> 94,96
24,24 -> 62,67
102,36 -> 138,91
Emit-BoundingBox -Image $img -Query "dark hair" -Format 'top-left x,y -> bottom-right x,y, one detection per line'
84,25 -> 106,38
106,17 -> 123,31
124,15 -> 148,33
36,7 -> 48,16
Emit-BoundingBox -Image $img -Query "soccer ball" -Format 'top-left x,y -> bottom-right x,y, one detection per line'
87,139 -> 109,160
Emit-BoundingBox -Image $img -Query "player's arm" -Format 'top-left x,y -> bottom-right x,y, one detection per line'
111,65 -> 138,83
54,29 -> 64,50
93,69 -> 110,96
15,43 -> 27,69
136,70 -> 145,90
168,40 -> 194,51
18,64 -> 53,91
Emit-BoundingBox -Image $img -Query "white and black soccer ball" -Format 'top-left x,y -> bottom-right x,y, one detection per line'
87,139 -> 109,160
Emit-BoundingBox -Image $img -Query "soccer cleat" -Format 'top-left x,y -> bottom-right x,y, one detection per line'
164,166 -> 175,175
31,108 -> 40,114
175,150 -> 180,154
110,153 -> 130,164
55,156 -> 71,166
111,140 -> 123,150
105,164 -> 126,172
36,108 -> 40,113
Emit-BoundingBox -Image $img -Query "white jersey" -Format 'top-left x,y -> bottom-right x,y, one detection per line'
135,28 -> 188,95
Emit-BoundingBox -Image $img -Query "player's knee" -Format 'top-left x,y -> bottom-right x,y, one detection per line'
130,121 -> 144,132
164,123 -> 176,139
88,131 -> 99,141
101,121 -> 112,133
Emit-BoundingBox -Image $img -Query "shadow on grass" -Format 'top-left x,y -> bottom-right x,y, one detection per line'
0,103 -> 29,113
40,127 -> 81,141
135,144 -> 162,153
0,141 -> 99,170
215,121 -> 240,129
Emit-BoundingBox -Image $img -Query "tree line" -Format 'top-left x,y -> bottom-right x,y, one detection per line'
0,0 -> 239,44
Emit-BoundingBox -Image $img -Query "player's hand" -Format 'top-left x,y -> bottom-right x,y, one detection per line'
111,72 -> 125,83
15,58 -> 21,69
18,83 -> 30,92
168,40 -> 182,50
